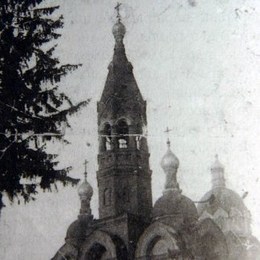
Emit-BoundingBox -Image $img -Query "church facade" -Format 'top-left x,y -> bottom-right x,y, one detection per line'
52,11 -> 260,260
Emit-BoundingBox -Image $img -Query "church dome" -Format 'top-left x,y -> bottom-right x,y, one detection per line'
66,218 -> 92,243
197,187 -> 248,217
112,20 -> 126,40
78,180 -> 93,200
198,155 -> 249,217
160,141 -> 179,171
66,220 -> 85,240
153,191 -> 198,224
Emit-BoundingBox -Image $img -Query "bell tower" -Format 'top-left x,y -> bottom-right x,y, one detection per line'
97,7 -> 152,220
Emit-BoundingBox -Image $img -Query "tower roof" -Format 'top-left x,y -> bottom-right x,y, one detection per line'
98,15 -> 146,124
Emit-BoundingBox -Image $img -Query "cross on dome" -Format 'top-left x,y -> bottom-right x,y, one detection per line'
161,127 -> 179,174
112,3 -> 126,42
78,159 -> 93,201
83,159 -> 88,181
115,2 -> 122,21
164,127 -> 172,147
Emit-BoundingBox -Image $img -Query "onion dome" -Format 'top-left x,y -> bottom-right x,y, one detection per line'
153,139 -> 198,228
160,139 -> 179,172
65,163 -> 94,246
78,181 -> 93,201
78,160 -> 93,201
77,160 -> 94,218
112,20 -> 126,41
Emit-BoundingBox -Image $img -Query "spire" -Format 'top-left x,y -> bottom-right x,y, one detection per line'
98,2 -> 145,123
78,160 -> 93,217
161,135 -> 180,193
211,154 -> 226,188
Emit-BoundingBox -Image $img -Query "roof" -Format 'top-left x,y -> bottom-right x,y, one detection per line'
153,191 -> 198,223
97,20 -> 146,125
197,187 -> 249,217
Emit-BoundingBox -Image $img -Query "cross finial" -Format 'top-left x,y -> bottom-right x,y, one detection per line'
115,2 -> 122,21
83,159 -> 88,181
164,127 -> 172,134
164,127 -> 172,147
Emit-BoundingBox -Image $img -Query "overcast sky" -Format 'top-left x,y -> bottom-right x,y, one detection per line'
1,0 -> 260,259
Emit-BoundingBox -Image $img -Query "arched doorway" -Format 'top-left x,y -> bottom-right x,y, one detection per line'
86,243 -> 109,260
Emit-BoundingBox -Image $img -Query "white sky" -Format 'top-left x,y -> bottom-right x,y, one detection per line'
1,0 -> 260,259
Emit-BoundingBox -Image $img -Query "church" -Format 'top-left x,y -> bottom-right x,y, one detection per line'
52,7 -> 260,260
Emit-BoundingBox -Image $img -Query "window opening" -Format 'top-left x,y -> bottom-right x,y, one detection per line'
103,123 -> 112,151
116,119 -> 129,149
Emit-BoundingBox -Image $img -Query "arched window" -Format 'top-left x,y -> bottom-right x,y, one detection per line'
102,123 -> 112,151
116,119 -> 129,149
103,188 -> 111,206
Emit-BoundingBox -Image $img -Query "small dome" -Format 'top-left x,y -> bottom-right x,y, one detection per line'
78,181 -> 93,199
161,141 -> 179,171
112,20 -> 126,40
153,191 -> 198,224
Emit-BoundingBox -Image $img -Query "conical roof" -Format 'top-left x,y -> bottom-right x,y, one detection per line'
98,18 -> 146,124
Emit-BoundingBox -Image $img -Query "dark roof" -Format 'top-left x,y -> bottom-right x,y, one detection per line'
97,27 -> 146,125
153,191 -> 198,223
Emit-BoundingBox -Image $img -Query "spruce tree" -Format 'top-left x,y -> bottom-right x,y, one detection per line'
0,0 -> 88,213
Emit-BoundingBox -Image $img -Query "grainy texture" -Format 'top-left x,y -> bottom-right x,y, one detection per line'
0,1 -> 260,259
